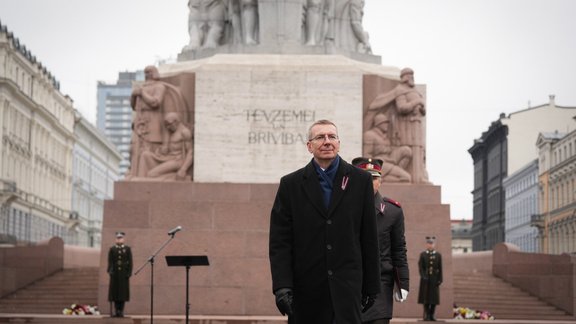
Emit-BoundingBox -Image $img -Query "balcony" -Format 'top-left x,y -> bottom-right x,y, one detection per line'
530,213 -> 544,229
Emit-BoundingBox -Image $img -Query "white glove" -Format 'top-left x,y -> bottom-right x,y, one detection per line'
394,288 -> 408,302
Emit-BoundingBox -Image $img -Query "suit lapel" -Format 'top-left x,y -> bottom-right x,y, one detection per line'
302,162 -> 328,218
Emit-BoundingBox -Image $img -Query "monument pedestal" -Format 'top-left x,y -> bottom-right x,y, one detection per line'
98,181 -> 452,318
158,54 -> 399,183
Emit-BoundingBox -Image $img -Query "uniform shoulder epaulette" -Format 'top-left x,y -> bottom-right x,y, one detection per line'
383,197 -> 401,208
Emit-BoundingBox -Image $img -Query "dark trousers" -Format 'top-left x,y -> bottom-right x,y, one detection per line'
423,304 -> 437,321
113,301 -> 125,317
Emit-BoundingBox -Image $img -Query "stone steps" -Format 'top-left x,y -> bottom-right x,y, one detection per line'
453,271 -> 573,320
0,267 -> 99,314
1,267 -> 574,322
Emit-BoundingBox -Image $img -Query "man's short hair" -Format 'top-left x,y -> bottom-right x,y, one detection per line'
307,119 -> 338,140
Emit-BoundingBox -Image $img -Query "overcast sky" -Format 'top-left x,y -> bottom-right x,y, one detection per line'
1,0 -> 575,219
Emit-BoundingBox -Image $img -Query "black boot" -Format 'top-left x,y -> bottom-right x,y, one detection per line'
429,304 -> 436,321
118,301 -> 125,317
423,305 -> 430,321
114,301 -> 125,317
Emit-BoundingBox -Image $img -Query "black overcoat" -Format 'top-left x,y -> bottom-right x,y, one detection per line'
362,193 -> 409,322
108,244 -> 133,302
269,158 -> 380,324
417,249 -> 442,305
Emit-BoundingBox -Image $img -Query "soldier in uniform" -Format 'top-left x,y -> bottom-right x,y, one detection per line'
107,231 -> 133,318
417,236 -> 443,321
353,157 -> 410,324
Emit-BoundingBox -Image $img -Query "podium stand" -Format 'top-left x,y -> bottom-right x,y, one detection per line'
166,255 -> 209,323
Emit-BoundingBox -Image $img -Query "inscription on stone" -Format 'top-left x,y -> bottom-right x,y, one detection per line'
193,64 -> 362,183
245,109 -> 315,145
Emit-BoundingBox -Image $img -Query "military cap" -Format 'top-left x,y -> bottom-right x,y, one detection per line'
373,113 -> 389,126
115,231 -> 125,238
426,236 -> 436,244
352,157 -> 383,177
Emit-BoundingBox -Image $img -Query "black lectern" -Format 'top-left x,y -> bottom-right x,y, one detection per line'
166,255 -> 209,324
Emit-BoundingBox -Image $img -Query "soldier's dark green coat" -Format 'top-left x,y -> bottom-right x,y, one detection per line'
417,249 -> 442,305
361,193 -> 409,322
108,244 -> 133,302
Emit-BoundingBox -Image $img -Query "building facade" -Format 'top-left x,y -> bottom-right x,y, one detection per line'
469,117 -> 508,251
96,71 -> 143,177
0,23 -> 75,244
469,96 -> 576,251
70,115 -> 121,247
503,159 -> 539,252
536,129 -> 576,254
451,219 -> 473,254
1,23 -> 121,247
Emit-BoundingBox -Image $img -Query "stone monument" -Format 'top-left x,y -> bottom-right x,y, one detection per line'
98,0 -> 453,319
178,0 -> 379,64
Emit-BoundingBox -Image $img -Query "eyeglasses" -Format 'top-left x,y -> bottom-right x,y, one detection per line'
309,134 -> 339,142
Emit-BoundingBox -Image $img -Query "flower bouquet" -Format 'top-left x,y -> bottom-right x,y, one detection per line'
62,304 -> 100,315
453,304 -> 494,320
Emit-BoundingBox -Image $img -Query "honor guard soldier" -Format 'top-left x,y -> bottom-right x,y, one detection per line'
417,236 -> 443,321
107,231 -> 133,317
353,157 -> 410,324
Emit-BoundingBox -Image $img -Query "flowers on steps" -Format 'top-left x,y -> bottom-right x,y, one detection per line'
62,304 -> 100,315
453,304 -> 495,320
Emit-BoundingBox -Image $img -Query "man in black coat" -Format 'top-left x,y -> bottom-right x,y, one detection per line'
108,231 -> 133,318
417,236 -> 442,321
269,120 -> 381,324
352,158 -> 409,324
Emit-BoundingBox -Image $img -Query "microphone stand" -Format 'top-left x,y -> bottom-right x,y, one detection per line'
134,232 -> 177,324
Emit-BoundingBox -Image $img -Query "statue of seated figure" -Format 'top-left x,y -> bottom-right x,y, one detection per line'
136,112 -> 193,181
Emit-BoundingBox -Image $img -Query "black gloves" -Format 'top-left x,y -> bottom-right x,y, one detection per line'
361,294 -> 376,313
274,288 -> 294,316
274,288 -> 375,315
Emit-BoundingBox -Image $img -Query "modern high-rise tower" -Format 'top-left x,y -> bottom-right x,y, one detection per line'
96,71 -> 143,177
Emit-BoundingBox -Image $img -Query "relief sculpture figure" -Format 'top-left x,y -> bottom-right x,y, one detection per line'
136,112 -> 193,181
229,0 -> 259,45
125,65 -> 191,181
365,68 -> 428,183
332,0 -> 371,53
130,66 -> 168,156
303,0 -> 335,46
184,0 -> 226,50
363,113 -> 412,182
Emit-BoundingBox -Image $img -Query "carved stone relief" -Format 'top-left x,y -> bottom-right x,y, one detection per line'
363,69 -> 429,183
125,66 -> 193,181
180,0 -> 377,60
183,0 -> 259,51
302,0 -> 371,53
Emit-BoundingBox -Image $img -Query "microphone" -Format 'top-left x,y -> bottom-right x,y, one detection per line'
168,226 -> 182,236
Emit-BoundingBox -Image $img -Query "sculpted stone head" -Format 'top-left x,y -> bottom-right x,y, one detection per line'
400,67 -> 415,87
144,65 -> 160,81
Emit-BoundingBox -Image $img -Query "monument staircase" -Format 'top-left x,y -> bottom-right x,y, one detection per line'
1,265 -> 575,324
453,270 -> 573,321
0,267 -> 99,314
